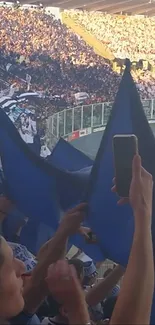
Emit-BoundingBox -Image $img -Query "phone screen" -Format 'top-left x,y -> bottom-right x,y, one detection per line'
113,135 -> 138,197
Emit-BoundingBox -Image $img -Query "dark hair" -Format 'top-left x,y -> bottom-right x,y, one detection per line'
68,258 -> 84,279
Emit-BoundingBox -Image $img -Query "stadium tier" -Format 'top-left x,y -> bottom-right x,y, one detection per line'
64,10 -> 155,61
0,5 -> 154,152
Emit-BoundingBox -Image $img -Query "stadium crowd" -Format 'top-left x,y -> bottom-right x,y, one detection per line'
0,5 -> 155,118
0,6 -> 121,110
66,10 -> 155,62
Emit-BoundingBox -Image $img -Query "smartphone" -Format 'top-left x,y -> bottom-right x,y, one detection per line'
113,134 -> 138,197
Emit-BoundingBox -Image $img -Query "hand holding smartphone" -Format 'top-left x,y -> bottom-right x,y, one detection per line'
113,134 -> 138,198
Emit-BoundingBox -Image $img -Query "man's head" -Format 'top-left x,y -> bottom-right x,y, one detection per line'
0,236 -> 25,319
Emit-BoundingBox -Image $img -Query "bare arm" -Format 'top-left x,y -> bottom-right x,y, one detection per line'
23,203 -> 86,314
36,235 -> 67,261
110,219 -> 153,325
23,227 -> 68,313
47,260 -> 90,325
67,299 -> 90,325
86,265 -> 124,307
110,155 -> 154,325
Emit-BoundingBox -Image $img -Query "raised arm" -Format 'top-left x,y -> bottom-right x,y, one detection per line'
23,203 -> 87,314
110,155 -> 154,325
86,264 -> 124,307
46,260 -> 90,325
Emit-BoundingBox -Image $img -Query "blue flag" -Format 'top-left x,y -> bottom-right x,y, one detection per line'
1,62 -> 155,322
48,137 -> 93,171
86,62 -> 155,266
0,113 -> 103,260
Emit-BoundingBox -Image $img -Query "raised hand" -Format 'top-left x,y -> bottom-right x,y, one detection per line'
112,154 -> 153,224
129,155 -> 153,222
78,226 -> 97,244
46,260 -> 85,307
59,203 -> 87,236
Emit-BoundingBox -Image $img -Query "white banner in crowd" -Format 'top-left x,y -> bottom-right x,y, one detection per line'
26,74 -> 32,91
9,84 -> 16,97
6,63 -> 12,72
75,92 -> 89,103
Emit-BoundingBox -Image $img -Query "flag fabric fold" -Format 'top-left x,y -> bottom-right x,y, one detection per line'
1,63 -> 155,322
85,64 -> 155,267
0,112 -> 103,260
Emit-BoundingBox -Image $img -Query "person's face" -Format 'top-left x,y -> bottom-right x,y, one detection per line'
0,237 -> 25,319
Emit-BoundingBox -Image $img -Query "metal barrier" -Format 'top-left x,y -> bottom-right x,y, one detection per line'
47,99 -> 155,141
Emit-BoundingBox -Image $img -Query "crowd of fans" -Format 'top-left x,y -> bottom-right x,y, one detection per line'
66,10 -> 155,62
64,10 -> 155,100
0,5 -> 155,121
0,153 -> 154,325
0,6 -> 121,110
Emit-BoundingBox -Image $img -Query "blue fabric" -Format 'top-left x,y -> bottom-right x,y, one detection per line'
48,138 -> 92,210
0,110 -> 103,260
86,66 -> 155,266
0,114 -> 60,229
2,208 -> 26,241
21,221 -> 54,254
83,66 -> 155,323
49,137 -> 93,171
2,65 -> 155,322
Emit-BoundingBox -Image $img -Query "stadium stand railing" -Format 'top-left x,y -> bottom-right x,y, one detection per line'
47,99 -> 155,145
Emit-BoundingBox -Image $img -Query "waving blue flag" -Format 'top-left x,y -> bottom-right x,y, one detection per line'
0,112 -> 103,260
1,61 -> 155,290
49,137 -> 93,170
86,62 -> 155,267
1,62 -> 155,322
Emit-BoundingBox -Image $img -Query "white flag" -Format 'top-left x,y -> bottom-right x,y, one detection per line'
26,74 -> 31,91
6,63 -> 12,72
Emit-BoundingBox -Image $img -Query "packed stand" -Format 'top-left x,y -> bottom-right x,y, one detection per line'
0,6 -> 155,144
0,5 -> 154,115
65,10 -> 155,99
66,10 -> 155,62
0,6 -> 121,109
